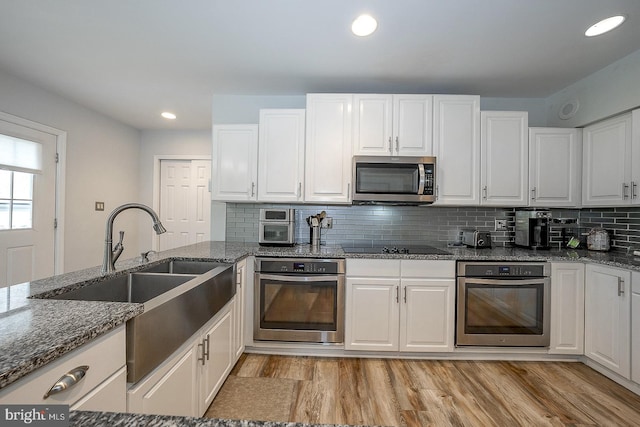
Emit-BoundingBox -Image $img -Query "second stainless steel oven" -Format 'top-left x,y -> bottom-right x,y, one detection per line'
456,261 -> 551,347
254,258 -> 345,343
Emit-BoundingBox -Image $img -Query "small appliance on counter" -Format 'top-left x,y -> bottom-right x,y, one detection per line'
258,208 -> 296,246
460,228 -> 492,248
586,228 -> 610,251
515,209 -> 551,249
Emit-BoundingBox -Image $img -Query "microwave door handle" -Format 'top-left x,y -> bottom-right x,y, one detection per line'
418,164 -> 425,195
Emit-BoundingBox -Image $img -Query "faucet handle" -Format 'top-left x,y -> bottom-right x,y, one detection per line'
113,231 -> 125,251
140,250 -> 156,263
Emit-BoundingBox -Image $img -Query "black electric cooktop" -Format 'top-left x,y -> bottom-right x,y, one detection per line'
341,244 -> 451,255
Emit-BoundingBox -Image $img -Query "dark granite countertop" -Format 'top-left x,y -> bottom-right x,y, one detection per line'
2,240 -> 639,393
70,411 -> 370,427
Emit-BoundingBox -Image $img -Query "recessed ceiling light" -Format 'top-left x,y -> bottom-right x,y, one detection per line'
161,112 -> 177,120
585,15 -> 626,37
352,14 -> 377,37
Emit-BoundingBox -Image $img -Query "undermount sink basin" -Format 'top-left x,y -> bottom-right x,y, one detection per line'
140,259 -> 228,274
49,272 -> 196,303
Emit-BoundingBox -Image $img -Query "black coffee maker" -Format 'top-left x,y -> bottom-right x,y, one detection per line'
515,209 -> 551,249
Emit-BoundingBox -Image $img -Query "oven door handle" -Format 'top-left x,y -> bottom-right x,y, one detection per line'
462,278 -> 548,286
258,274 -> 340,283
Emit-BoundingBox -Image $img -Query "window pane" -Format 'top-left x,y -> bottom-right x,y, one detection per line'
12,200 -> 32,229
13,172 -> 33,200
0,200 -> 10,230
0,170 -> 10,199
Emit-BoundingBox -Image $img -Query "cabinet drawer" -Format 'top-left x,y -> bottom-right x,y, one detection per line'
0,325 -> 125,405
347,259 -> 400,277
401,260 -> 455,278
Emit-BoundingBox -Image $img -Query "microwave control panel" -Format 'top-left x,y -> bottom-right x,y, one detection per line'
423,164 -> 435,195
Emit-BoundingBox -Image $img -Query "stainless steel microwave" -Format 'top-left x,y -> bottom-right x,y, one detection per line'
352,156 -> 436,204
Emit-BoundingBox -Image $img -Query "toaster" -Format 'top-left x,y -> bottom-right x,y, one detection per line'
461,229 -> 492,248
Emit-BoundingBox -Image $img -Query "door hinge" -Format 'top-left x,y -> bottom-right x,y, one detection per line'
54,218 -> 58,229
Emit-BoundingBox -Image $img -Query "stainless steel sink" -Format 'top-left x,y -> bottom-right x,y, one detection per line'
140,259 -> 228,274
49,272 -> 196,303
40,259 -> 236,384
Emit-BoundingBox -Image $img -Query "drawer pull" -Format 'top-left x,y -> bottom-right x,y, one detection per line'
43,365 -> 89,399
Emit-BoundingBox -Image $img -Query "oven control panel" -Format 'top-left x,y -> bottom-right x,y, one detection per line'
255,258 -> 345,275
457,262 -> 550,278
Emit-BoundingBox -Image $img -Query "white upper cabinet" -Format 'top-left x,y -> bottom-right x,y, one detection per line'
304,94 -> 353,204
353,94 -> 433,156
480,111 -> 529,206
433,95 -> 480,205
582,112 -> 635,206
257,109 -> 305,202
212,125 -> 258,202
529,128 -> 582,207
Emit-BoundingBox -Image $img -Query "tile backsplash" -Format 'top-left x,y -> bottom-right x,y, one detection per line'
226,203 -> 640,252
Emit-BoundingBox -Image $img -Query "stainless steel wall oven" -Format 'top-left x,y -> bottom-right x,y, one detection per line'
254,257 -> 345,344
456,261 -> 550,347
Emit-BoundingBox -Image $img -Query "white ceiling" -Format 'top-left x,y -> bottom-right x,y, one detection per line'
1,0 -> 639,130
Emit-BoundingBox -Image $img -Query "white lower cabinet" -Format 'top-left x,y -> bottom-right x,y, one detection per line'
0,325 -> 126,412
584,264 -> 631,379
128,301 -> 235,417
549,262 -> 584,355
232,258 -> 247,362
632,271 -> 640,385
345,259 -> 455,352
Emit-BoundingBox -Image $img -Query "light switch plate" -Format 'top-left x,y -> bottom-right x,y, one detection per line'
494,219 -> 507,231
95,201 -> 105,211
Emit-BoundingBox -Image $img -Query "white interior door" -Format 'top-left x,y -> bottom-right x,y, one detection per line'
0,120 -> 57,287
158,159 -> 211,251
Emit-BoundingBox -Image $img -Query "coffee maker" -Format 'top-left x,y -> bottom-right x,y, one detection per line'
515,209 -> 551,249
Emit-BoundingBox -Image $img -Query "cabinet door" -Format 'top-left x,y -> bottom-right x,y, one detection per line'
529,128 -> 582,207
127,343 -> 199,417
304,94 -> 353,203
393,94 -> 433,156
549,263 -> 584,355
632,272 -> 639,384
212,125 -> 258,201
480,111 -> 528,206
199,308 -> 233,414
632,109 -> 640,205
232,259 -> 247,362
345,277 -> 399,351
582,113 -> 632,206
584,265 -> 631,378
353,94 -> 393,155
257,109 -> 305,202
433,95 -> 480,205
400,279 -> 454,352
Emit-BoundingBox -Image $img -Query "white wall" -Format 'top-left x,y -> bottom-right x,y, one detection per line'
480,97 -> 547,127
137,130 -> 213,248
0,69 -> 141,272
212,94 -> 306,124
546,49 -> 640,127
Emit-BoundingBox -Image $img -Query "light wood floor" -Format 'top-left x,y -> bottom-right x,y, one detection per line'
207,354 -> 640,427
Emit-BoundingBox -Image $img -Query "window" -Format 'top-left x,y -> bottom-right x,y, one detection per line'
0,170 -> 34,230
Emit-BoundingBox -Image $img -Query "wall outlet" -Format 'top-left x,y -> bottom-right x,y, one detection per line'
494,219 -> 507,231
95,201 -> 105,211
321,217 -> 333,229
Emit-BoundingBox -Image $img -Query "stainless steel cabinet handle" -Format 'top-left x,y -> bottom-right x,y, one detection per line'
618,278 -> 625,296
205,335 -> 210,361
297,182 -> 302,198
632,181 -> 638,199
198,341 -> 206,366
531,187 -> 536,200
43,366 -> 89,399
483,186 -> 488,200
347,183 -> 351,198
395,136 -> 399,153
236,270 -> 242,286
403,287 -> 407,303
395,285 -> 399,303
623,182 -> 629,199
388,137 -> 393,154
251,182 -> 255,197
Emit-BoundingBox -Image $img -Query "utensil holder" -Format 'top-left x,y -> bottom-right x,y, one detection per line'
311,225 -> 320,249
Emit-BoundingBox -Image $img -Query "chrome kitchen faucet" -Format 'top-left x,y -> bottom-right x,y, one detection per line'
101,203 -> 166,274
